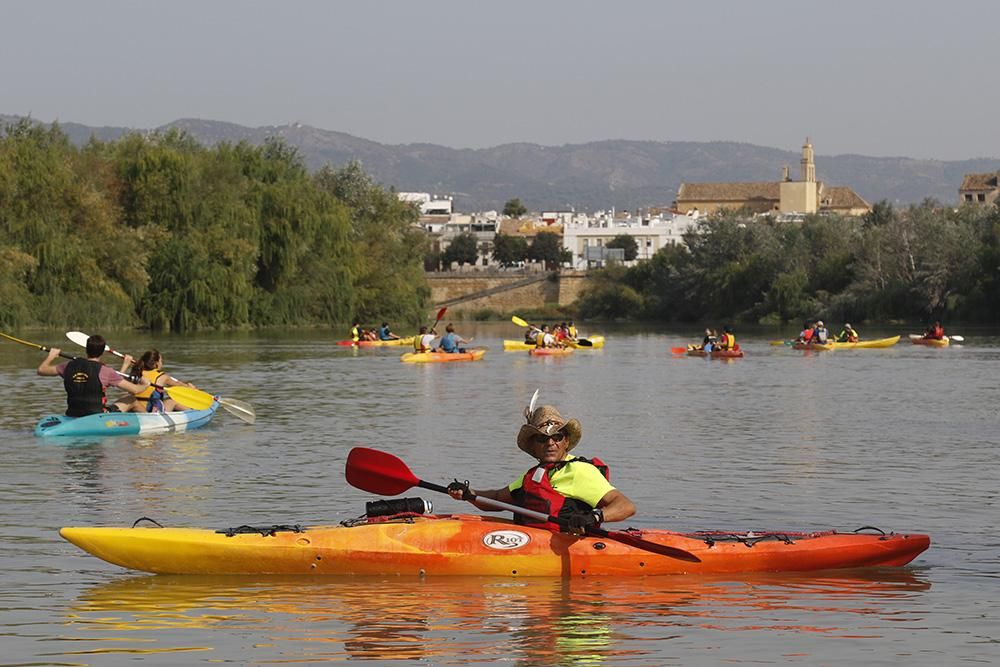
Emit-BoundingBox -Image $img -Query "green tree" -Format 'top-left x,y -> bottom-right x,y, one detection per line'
443,232 -> 479,266
606,234 -> 639,261
503,198 -> 527,218
491,232 -> 529,266
577,264 -> 644,319
314,160 -> 427,324
529,232 -> 565,270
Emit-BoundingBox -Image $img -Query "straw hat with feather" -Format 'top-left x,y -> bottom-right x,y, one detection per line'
517,405 -> 582,454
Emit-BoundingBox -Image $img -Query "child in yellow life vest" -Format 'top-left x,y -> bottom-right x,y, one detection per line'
117,349 -> 197,412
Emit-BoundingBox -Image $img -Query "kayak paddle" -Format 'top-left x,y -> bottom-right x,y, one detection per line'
670,347 -> 687,354
65,331 -> 256,424
429,307 -> 447,331
345,447 -> 700,562
1,332 -> 142,382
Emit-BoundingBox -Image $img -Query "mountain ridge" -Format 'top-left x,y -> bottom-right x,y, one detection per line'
3,114 -> 998,212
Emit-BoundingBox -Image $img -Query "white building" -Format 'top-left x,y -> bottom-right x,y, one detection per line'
561,210 -> 700,269
398,192 -> 454,216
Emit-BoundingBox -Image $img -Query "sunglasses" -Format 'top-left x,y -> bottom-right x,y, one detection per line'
532,431 -> 566,445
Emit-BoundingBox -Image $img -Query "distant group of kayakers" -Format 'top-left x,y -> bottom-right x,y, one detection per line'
523,321 -> 578,348
795,319 -> 946,345
351,322 -> 402,342
414,323 -> 471,354
696,327 -> 738,352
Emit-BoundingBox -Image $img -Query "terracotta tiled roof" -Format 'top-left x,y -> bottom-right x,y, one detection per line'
676,182 -> 781,202
496,219 -> 562,237
818,185 -> 870,210
959,171 -> 1000,190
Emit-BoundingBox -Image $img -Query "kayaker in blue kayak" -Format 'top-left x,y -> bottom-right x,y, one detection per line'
36,335 -> 150,416
447,404 -> 636,533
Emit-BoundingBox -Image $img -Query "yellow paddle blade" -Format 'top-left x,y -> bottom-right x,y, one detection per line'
165,386 -> 216,411
511,316 -> 528,327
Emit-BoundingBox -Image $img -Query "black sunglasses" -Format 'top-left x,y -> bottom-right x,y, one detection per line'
532,431 -> 566,444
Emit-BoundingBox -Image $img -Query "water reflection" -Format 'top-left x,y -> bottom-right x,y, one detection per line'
65,569 -> 930,664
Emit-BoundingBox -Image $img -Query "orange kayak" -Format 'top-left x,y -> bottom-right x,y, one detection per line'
911,336 -> 950,347
60,514 -> 929,576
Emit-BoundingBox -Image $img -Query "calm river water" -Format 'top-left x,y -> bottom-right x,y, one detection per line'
1,324 -> 997,665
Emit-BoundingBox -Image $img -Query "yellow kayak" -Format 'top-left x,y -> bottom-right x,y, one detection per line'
569,335 -> 604,349
504,336 -> 603,351
337,337 -> 414,347
812,335 -> 901,350
400,349 -> 486,363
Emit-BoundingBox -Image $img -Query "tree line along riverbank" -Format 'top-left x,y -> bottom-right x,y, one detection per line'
3,120 -> 999,331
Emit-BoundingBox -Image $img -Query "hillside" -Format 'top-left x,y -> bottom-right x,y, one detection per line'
4,114 -> 998,212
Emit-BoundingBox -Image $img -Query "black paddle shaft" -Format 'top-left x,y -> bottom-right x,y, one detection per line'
424,480 -> 699,562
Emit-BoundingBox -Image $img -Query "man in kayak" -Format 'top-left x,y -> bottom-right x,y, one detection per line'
923,321 -> 945,340
447,405 -> 636,533
414,326 -> 437,353
438,323 -> 470,353
716,326 -> 737,351
796,320 -> 814,343
36,335 -> 150,416
700,328 -> 718,351
378,322 -> 401,341
812,320 -> 830,344
837,323 -> 860,342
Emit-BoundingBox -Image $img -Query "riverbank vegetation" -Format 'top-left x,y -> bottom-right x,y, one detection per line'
577,202 -> 1000,324
0,120 -> 428,330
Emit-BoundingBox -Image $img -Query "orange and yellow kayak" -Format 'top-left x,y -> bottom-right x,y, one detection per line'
60,514 -> 929,576
400,349 -> 486,363
910,336 -> 950,347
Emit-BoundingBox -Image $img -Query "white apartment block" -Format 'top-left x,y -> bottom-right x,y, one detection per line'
562,210 -> 700,269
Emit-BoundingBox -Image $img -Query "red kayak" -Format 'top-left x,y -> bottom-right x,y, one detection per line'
687,347 -> 744,359
529,347 -> 574,356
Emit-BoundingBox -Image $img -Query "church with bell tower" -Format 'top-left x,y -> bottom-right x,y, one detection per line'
673,138 -> 871,218
779,138 -> 818,213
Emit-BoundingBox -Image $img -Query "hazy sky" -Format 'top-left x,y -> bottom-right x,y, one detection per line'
3,1 -> 997,160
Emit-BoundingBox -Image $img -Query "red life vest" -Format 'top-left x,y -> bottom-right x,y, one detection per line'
511,457 -> 610,530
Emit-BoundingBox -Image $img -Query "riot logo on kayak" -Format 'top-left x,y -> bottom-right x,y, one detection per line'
483,530 -> 531,550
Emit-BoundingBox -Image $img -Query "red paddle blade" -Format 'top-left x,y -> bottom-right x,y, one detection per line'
670,347 -> 687,354
345,447 -> 420,496
435,307 -> 447,321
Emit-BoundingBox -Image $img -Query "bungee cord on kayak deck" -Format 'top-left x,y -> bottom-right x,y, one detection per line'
692,526 -> 892,548
216,525 -> 306,538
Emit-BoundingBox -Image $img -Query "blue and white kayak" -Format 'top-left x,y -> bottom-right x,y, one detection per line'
34,401 -> 219,437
